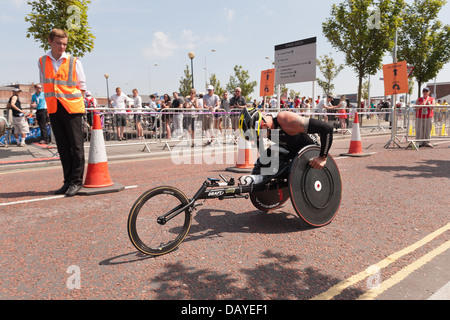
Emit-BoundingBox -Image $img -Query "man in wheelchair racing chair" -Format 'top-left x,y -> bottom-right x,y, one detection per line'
237,107 -> 334,185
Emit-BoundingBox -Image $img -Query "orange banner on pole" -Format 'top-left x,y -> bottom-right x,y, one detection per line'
260,69 -> 275,97
383,61 -> 408,96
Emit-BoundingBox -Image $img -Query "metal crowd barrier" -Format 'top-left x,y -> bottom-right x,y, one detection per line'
2,104 -> 419,153
404,105 -> 449,149
0,116 -> 10,147
81,106 -> 400,153
84,107 -> 244,152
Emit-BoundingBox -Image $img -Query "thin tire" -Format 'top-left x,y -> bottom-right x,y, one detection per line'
127,186 -> 191,256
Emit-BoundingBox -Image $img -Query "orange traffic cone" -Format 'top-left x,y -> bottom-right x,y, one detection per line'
340,112 -> 371,157
78,114 -> 124,195
226,135 -> 255,173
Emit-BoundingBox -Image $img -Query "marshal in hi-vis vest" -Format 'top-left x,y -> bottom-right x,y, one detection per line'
40,54 -> 84,114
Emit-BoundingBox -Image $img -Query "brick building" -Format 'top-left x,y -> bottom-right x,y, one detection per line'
1,84 -> 35,105
426,81 -> 450,100
1,84 -> 36,119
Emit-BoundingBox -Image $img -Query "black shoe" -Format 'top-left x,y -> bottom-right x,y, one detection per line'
65,184 -> 82,197
54,183 -> 70,195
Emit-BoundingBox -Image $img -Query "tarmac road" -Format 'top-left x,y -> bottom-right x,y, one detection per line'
0,135 -> 449,301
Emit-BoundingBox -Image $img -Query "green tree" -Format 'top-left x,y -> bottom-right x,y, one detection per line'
208,74 -> 225,97
323,0 -> 404,107
25,0 -> 95,57
280,84 -> 288,98
397,0 -> 450,98
316,53 -> 344,97
361,79 -> 371,102
179,65 -> 192,97
289,89 -> 301,99
226,65 -> 257,101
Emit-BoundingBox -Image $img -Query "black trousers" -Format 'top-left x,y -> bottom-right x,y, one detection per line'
36,109 -> 49,142
49,100 -> 85,186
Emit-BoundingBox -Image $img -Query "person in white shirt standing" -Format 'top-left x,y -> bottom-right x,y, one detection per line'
316,95 -> 334,122
132,89 -> 143,139
110,87 -> 128,140
269,95 -> 278,109
203,85 -> 220,145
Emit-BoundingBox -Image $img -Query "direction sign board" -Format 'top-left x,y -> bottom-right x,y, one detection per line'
407,65 -> 415,78
383,61 -> 409,96
274,37 -> 316,85
260,69 -> 275,97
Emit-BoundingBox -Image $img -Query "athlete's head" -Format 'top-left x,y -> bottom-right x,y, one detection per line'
238,107 -> 265,141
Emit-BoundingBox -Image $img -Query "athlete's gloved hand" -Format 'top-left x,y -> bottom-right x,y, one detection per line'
309,156 -> 327,170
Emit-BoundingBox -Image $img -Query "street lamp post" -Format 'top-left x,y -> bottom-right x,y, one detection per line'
104,73 -> 110,107
149,64 -> 158,95
204,49 -> 216,90
188,51 -> 195,89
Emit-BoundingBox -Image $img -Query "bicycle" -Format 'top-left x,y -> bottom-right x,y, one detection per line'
127,145 -> 342,256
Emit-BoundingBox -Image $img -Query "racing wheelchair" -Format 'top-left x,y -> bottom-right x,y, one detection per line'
127,145 -> 342,256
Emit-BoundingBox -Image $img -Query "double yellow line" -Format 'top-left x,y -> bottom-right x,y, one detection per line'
311,222 -> 450,300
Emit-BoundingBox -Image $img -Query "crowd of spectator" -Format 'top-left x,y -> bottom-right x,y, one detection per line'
100,86 -> 248,144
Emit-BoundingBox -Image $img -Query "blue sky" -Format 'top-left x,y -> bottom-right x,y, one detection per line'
1,0 -> 449,100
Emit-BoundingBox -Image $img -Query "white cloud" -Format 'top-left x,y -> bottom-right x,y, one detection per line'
143,29 -> 230,60
12,0 -> 26,7
223,7 -> 235,22
143,31 -> 179,60
0,12 -> 14,22
181,29 -> 200,51
204,34 -> 229,45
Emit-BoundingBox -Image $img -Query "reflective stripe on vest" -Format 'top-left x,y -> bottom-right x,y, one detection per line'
40,55 -> 84,114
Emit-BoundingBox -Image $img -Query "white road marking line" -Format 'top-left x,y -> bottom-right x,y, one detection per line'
0,185 -> 138,207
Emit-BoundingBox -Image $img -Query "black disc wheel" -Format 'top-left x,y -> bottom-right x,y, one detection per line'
289,146 -> 342,227
250,187 -> 290,212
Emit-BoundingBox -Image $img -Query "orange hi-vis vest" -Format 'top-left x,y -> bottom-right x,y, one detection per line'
40,54 -> 84,114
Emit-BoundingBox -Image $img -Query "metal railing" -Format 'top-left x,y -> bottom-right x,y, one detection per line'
5,104 -> 445,151
403,105 -> 449,149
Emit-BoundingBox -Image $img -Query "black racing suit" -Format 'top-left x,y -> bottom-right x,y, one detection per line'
252,116 -> 333,177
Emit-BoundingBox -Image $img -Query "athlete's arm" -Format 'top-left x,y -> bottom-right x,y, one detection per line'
307,118 -> 333,169
277,111 -> 333,169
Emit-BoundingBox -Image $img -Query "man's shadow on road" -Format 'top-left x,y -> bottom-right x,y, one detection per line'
0,190 -> 55,199
184,207 -> 315,243
367,159 -> 450,179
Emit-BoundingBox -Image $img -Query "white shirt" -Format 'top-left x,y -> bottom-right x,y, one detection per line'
149,100 -> 157,111
338,100 -> 347,110
203,93 -> 219,109
38,50 -> 86,91
269,98 -> 277,108
126,96 -> 133,107
110,92 -> 128,112
317,98 -> 331,110
133,95 -> 142,113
